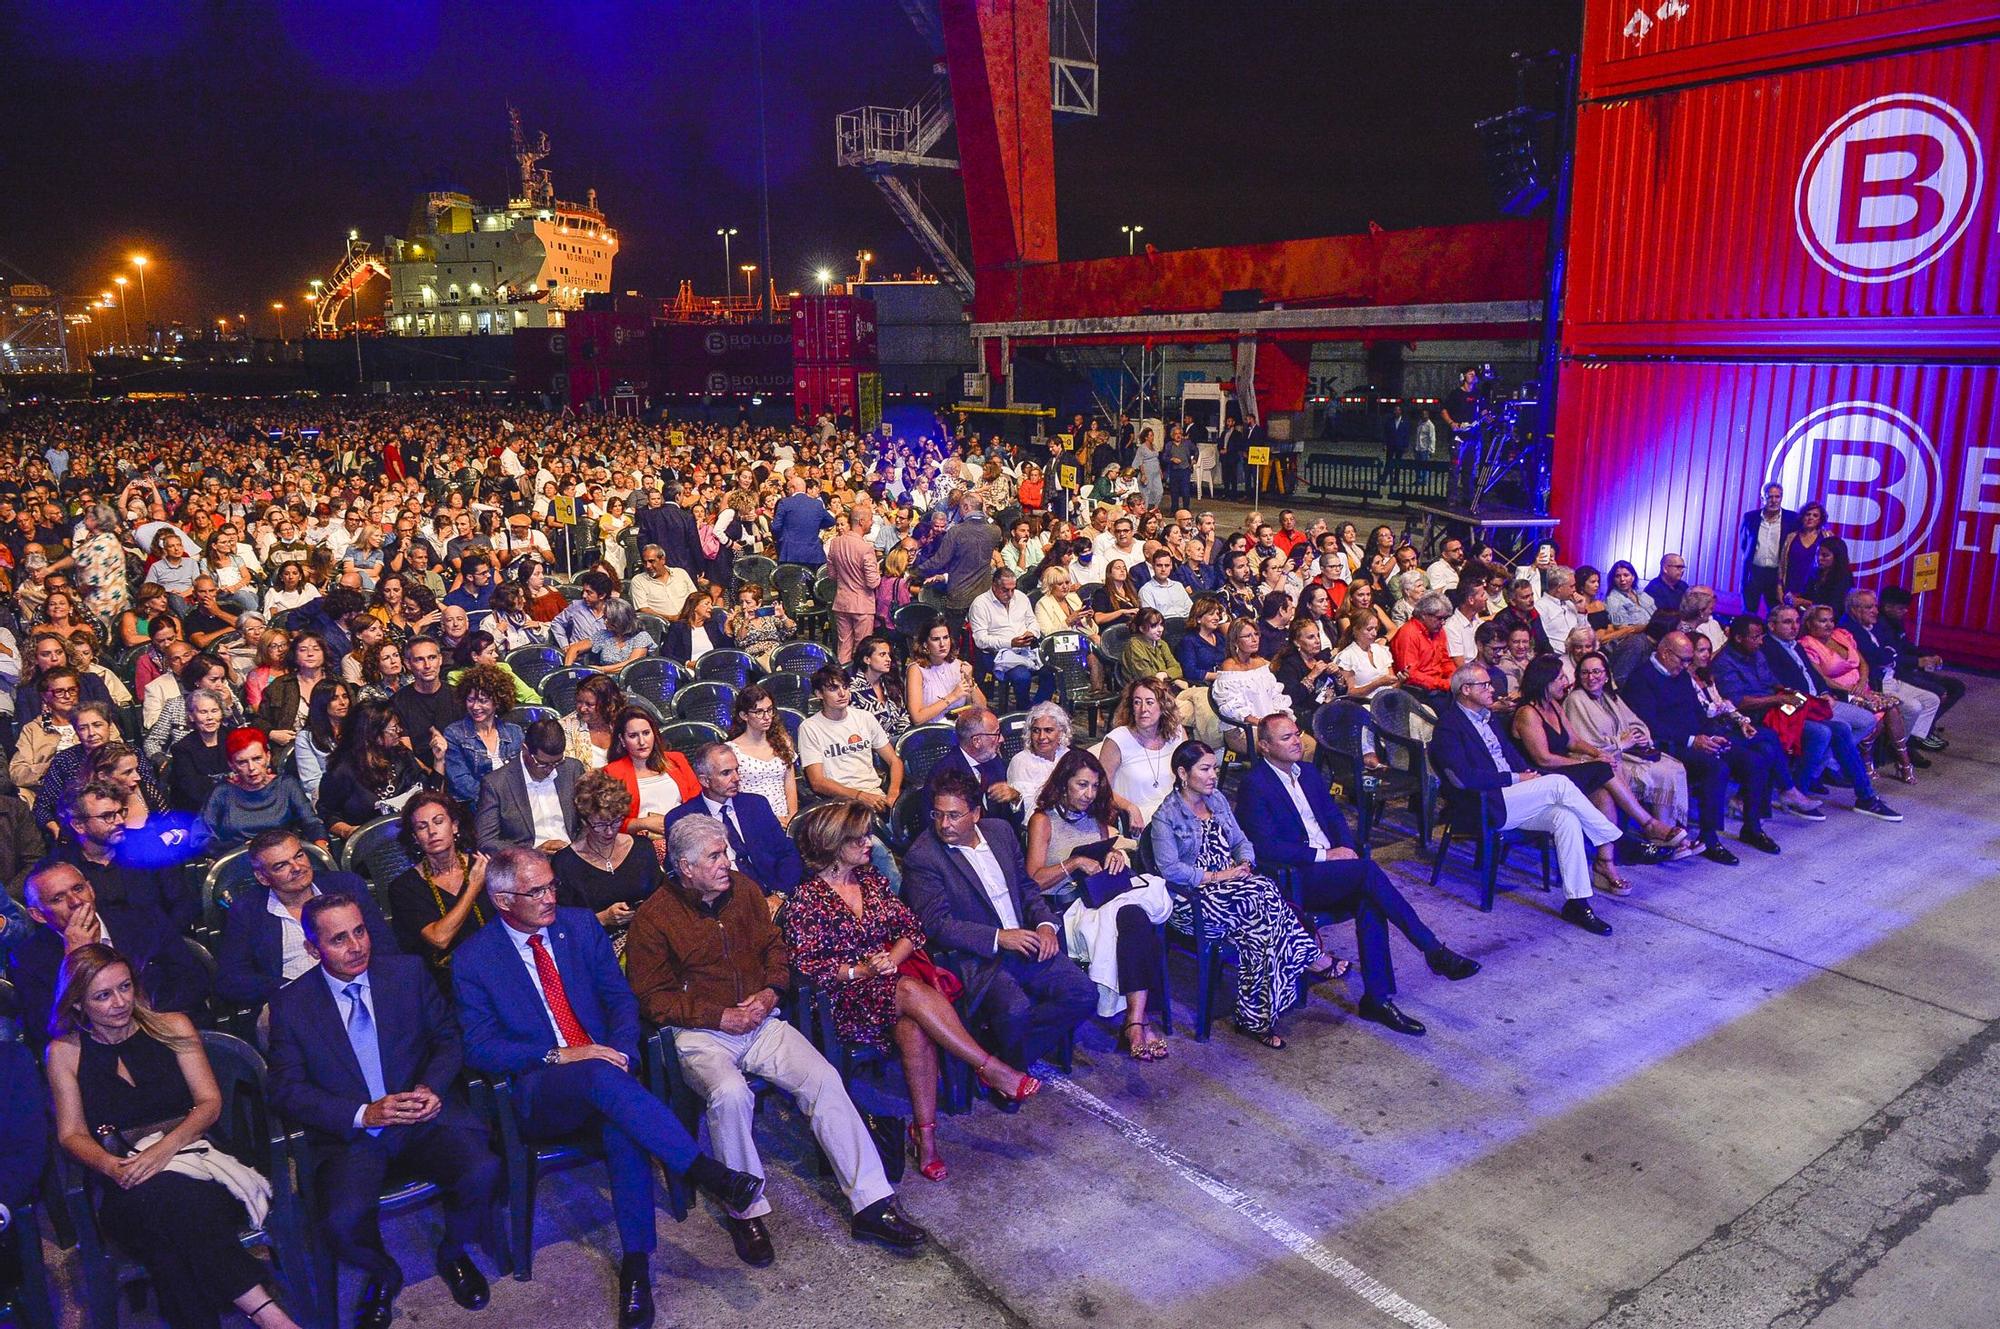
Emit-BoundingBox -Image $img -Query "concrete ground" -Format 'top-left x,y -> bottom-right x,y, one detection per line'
32,686 -> 1995,1329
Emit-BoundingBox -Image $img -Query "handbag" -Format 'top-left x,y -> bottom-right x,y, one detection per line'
896,949 -> 963,1003
1069,835 -> 1143,910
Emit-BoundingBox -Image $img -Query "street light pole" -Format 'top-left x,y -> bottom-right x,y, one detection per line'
1121,224 -> 1145,255
111,280 -> 131,345
272,301 -> 286,341
130,255 -> 150,333
716,228 -> 738,296
740,263 -> 757,304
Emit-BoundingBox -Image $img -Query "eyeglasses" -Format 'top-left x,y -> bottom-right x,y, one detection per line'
495,884 -> 558,902
746,704 -> 775,716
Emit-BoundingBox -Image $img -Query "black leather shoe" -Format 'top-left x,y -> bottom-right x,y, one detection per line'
1907,748 -> 1931,768
618,1255 -> 655,1329
1740,828 -> 1781,855
1424,947 -> 1481,981
850,1197 -> 928,1252
1914,732 -> 1947,752
1702,842 -> 1740,866
1357,997 -> 1426,1035
724,1216 -> 775,1267
354,1271 -> 401,1329
1561,900 -> 1613,936
687,1158 -> 766,1213
435,1245 -> 488,1310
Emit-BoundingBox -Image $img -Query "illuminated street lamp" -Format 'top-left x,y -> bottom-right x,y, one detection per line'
716,227 -> 739,296
740,263 -> 757,303
271,301 -> 286,341
112,276 -> 131,344
1121,224 -> 1145,255
814,267 -> 832,293
130,254 -> 151,329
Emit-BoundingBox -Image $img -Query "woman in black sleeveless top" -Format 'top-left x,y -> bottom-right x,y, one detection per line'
44,944 -> 301,1329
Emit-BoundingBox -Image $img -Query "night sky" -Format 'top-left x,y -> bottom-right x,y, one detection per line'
3,1 -> 1581,331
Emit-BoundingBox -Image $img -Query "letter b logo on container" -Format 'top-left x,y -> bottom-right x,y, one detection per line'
1795,93 -> 1983,284
1765,401 -> 1943,576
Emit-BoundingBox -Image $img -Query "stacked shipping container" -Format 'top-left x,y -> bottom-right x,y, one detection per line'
1553,0 -> 2000,665
792,295 -> 883,429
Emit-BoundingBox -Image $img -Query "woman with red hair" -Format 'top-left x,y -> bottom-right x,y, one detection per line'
201,727 -> 327,850
601,706 -> 700,857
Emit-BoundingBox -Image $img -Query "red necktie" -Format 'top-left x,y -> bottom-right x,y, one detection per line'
527,934 -> 591,1048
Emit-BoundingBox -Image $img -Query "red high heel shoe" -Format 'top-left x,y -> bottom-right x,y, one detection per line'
978,1054 -> 1041,1103
906,1120 -> 948,1181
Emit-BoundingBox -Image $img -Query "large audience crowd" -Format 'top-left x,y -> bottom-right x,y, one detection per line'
0,398 -> 1969,1329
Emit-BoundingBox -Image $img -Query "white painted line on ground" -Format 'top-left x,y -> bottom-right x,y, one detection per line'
1038,1068 -> 1452,1329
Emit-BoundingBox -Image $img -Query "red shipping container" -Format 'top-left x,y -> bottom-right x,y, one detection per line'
1582,0 -> 2000,100
794,363 -> 861,421
1564,39 -> 2000,358
653,323 -> 793,395
513,328 -> 567,395
1551,357 -> 2000,665
791,296 -> 879,366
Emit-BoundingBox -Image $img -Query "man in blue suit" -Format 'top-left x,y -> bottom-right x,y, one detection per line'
921,709 -> 1023,820
268,894 -> 500,1329
214,830 -> 397,1017
1241,715 -> 1478,1037
661,743 -> 804,895
452,847 -> 761,1329
770,475 -> 833,568
1738,482 -> 1800,615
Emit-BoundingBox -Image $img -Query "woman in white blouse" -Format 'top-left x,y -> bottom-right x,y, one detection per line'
1006,702 -> 1072,813
1095,676 -> 1184,829
1332,613 -> 1403,768
1209,617 -> 1315,759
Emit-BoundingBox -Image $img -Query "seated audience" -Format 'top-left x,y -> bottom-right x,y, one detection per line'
968,568 -> 1050,712
45,945 -> 306,1329
292,679 -> 355,803
1562,651 -> 1695,842
1097,676 -> 1184,827
1022,749 -> 1174,1059
317,703 -> 427,840
603,706 -> 702,851
1210,616 -> 1307,759
1240,715 -> 1480,1034
902,769 -> 1096,1091
725,683 -> 798,829
440,664 -> 525,805
267,893 -> 502,1329
1389,592 -> 1456,698
1271,616 -> 1342,732
925,707 -> 1023,818
1005,701 -> 1072,812
215,829 -> 394,1015
663,742 -> 804,896
9,862 -> 210,1046
1798,603 -> 1915,782
1875,585 -> 1963,730
906,619 -> 987,726
48,780 -> 194,926
848,634 -> 912,741
451,846 -> 765,1329
1147,741 -> 1347,1047
626,814 -> 925,1267
32,700 -> 123,838
1841,589 -> 1944,752
551,770 -> 662,956
799,665 -> 905,818
205,727 -> 328,850
474,717 -> 582,852
560,674 -> 623,770
1430,664 -> 1624,935
385,794 -> 491,980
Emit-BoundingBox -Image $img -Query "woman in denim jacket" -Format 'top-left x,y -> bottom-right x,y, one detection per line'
1147,740 -> 1344,1048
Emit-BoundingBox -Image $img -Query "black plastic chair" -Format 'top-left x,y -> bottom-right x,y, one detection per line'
1038,631 -> 1120,734
777,708 -> 807,748
1426,766 -> 1555,911
61,1031 -> 321,1329
693,649 -> 756,689
890,602 -> 939,649
659,719 -> 726,760
894,723 -> 958,789
997,710 -> 1030,761
488,1069 -> 684,1281
881,787 -> 930,857
761,671 -> 814,714
504,704 -> 560,730
634,612 -> 673,646
672,681 -> 738,729
339,815 -> 416,904
536,666 -> 595,717
1310,700 -> 1432,855
771,641 -> 830,675
620,657 -> 683,713
731,555 -> 777,595
505,646 -> 564,691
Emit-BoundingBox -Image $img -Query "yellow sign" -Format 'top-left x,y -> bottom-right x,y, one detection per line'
859,371 -> 883,433
1059,465 -> 1079,490
1247,445 -> 1271,467
1911,552 -> 1940,593
552,495 -> 577,527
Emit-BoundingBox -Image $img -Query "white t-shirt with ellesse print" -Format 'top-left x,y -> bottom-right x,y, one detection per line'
798,709 -> 889,795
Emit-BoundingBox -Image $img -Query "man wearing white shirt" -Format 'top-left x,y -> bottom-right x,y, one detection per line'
900,770 -> 1095,1087
1426,537 -> 1466,594
474,723 -> 581,851
1443,581 -> 1489,665
1139,550 -> 1193,618
626,544 -> 696,618
967,570 -> 1049,711
1091,516 -> 1145,579
1535,566 -> 1584,651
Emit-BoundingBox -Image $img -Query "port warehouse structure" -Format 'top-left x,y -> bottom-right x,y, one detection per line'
1551,0 -> 2000,666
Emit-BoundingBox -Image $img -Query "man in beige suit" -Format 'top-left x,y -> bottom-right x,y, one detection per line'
826,495 -> 882,664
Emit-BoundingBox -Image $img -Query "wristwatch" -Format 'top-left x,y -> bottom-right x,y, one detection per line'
542,1048 -> 561,1065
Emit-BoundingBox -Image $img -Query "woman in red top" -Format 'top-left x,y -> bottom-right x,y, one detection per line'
1016,461 -> 1045,513
601,705 -> 701,857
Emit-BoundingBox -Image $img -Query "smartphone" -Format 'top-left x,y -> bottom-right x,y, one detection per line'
756,606 -> 776,617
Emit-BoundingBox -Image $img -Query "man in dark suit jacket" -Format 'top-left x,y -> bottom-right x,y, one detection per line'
452,848 -> 760,1329
0,1038 -> 48,1272
268,894 -> 500,1329
1240,716 -> 1477,1036
7,863 -> 210,1046
661,743 -> 804,894
474,721 -> 582,852
643,484 -> 703,577
1738,482 -> 1800,615
1427,663 -> 1623,935
922,709 -> 1023,820
901,769 -> 1095,1083
214,830 -> 398,1013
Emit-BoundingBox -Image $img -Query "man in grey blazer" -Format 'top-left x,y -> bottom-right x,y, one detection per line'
473,719 -> 581,852
901,768 -> 1094,1091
